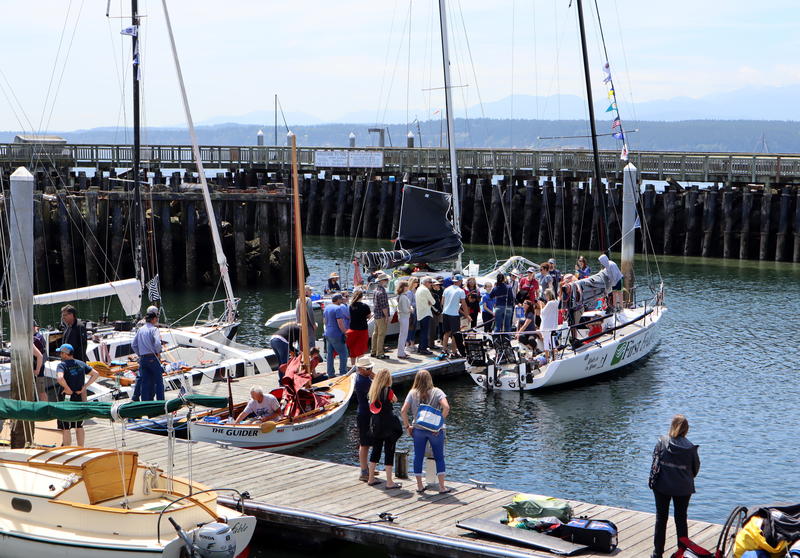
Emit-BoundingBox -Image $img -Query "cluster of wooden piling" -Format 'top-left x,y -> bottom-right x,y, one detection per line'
19,167 -> 800,294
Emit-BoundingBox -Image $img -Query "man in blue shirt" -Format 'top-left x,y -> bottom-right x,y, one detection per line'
55,343 -> 99,446
131,306 -> 165,401
324,293 -> 350,377
354,357 -> 374,481
441,274 -> 468,355
489,272 -> 515,334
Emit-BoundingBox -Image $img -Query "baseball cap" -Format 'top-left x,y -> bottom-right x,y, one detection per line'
57,343 -> 74,354
548,258 -> 557,265
453,273 -> 464,281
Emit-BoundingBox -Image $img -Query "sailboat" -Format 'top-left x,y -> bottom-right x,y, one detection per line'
465,0 -> 665,392
188,134 -> 354,451
0,167 -> 256,557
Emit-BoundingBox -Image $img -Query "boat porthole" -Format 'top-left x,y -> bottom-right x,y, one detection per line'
11,498 -> 31,512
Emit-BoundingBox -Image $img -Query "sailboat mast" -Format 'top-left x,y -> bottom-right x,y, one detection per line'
130,0 -> 147,287
620,162 -> 637,303
289,134 -> 311,372
160,0 -> 237,321
576,0 -> 608,253
437,0 -> 462,272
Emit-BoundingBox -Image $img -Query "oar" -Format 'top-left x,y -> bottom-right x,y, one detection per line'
260,421 -> 277,434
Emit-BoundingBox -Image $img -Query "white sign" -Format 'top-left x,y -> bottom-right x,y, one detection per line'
314,150 -> 349,167
348,150 -> 384,168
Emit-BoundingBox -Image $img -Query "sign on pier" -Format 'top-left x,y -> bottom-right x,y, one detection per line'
315,150 -> 383,169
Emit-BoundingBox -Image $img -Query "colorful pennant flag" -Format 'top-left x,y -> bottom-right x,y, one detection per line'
607,89 -> 615,99
612,131 -> 624,140
603,74 -> 612,84
605,103 -> 617,113
120,25 -> 138,36
620,144 -> 629,161
611,118 -> 621,130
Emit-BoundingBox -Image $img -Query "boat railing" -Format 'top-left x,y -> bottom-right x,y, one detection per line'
169,298 -> 242,329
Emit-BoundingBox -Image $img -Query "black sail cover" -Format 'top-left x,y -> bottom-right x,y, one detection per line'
356,185 -> 463,269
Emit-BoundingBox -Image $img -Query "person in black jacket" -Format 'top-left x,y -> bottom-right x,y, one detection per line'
649,414 -> 701,558
60,305 -> 88,362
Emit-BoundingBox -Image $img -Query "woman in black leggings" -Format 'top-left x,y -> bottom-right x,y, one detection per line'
366,369 -> 403,489
649,414 -> 700,558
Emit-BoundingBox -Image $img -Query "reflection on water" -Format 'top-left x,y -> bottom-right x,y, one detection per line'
35,236 -> 800,526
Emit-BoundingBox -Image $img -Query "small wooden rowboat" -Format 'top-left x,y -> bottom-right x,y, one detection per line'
188,373 -> 354,452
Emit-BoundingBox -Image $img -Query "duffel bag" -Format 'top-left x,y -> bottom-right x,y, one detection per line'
671,536 -> 713,558
734,517 -> 788,558
503,494 -> 573,523
558,518 -> 618,553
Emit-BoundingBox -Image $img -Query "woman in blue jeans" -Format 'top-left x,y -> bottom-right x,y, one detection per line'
400,369 -> 452,494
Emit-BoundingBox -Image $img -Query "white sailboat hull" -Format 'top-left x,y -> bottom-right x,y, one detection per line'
468,305 -> 665,391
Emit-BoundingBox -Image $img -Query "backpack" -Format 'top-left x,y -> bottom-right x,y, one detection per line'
671,537 -> 713,558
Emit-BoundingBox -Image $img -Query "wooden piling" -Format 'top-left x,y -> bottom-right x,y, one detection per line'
362,180 -> 378,238
350,179 -> 364,238
775,186 -> 791,262
739,187 -> 752,260
759,186 -> 772,260
33,194 -> 48,293
333,179 -> 347,237
606,183 -> 620,253
794,187 -> 800,263
184,201 -> 197,287
701,187 -> 718,258
489,180 -> 504,245
255,198 -> 270,280
460,178 -> 474,243
234,202 -> 247,287
642,184 -> 656,253
663,185 -> 676,255
305,177 -> 319,235
84,190 -> 100,285
276,201 -> 291,279
57,193 -> 76,288
722,186 -> 735,259
160,200 -> 174,288
521,180 -> 536,247
470,178 -> 488,245
570,181 -> 582,250
510,177 -> 525,247
392,178 -> 403,238
553,178 -> 565,250
319,179 -> 333,235
539,180 -> 552,248
377,179 -> 393,239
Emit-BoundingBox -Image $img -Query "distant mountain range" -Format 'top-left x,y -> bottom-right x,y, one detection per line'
195,84 -> 800,125
2,117 -> 797,153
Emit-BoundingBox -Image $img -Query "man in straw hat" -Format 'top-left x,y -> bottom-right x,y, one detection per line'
325,271 -> 341,294
371,272 -> 390,359
354,356 -> 376,481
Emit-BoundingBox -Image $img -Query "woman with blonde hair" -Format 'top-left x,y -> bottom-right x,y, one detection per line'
648,414 -> 700,558
395,280 -> 412,359
400,369 -> 451,494
366,368 -> 402,489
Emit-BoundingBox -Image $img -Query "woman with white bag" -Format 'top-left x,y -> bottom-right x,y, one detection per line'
400,369 -> 451,494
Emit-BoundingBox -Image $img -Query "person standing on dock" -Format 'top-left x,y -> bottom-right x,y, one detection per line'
414,277 -> 435,355
345,289 -> 371,366
649,414 -> 700,558
489,273 -> 515,334
441,274 -> 468,356
480,282 -> 495,333
324,294 -> 349,377
269,321 -> 300,367
296,285 -> 317,347
428,278 -> 444,349
400,369 -> 451,494
354,357 -> 375,482
60,305 -> 88,362
371,272 -> 390,359
55,343 -> 99,447
366,368 -> 403,489
132,306 -> 166,401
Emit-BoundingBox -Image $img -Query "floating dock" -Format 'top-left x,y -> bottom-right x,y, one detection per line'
84,422 -> 722,558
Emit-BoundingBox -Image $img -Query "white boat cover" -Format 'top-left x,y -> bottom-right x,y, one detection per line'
34,278 -> 142,316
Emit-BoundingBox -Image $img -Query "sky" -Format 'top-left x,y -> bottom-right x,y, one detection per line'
1,0 -> 800,131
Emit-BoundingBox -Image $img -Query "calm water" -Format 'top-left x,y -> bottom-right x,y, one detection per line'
35,237 -> 800,533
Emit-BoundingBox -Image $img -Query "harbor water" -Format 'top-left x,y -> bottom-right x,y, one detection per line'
33,236 -> 800,531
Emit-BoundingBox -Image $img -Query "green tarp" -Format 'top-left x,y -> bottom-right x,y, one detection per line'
0,395 -> 229,421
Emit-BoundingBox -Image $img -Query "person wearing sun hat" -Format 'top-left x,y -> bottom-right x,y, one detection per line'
55,343 -> 99,446
371,272 -> 391,359
354,356 -> 376,481
325,272 -> 341,294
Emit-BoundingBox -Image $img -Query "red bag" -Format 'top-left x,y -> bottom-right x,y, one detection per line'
671,537 -> 713,558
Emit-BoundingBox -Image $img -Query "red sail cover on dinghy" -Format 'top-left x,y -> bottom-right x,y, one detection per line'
281,354 -> 328,418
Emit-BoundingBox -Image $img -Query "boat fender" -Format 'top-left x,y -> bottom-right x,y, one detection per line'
62,473 -> 79,489
143,464 -> 159,495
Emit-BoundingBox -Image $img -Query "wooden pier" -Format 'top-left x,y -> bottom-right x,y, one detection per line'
83,420 -> 723,558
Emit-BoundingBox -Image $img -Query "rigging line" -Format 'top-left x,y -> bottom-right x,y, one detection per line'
405,0 -> 412,134
611,0 -> 639,128
41,0 -> 87,139
497,181 -> 515,255
455,0 -> 488,140
276,96 -> 290,132
509,0 -> 516,147
106,10 -> 130,145
374,0 -> 401,127
379,6 -> 413,126
479,182 -> 498,262
35,0 -> 75,135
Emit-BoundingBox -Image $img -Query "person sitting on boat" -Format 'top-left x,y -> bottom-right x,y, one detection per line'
539,289 -> 560,360
480,282 -> 494,333
55,343 -> 100,447
515,300 -> 539,350
598,253 -> 624,309
325,272 -> 341,294
575,256 -> 591,279
233,385 -> 282,425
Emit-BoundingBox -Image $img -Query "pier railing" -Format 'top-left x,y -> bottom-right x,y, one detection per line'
3,143 -> 800,183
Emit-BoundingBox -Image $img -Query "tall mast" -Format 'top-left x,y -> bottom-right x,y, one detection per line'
290,134 -> 311,372
620,162 -> 637,304
130,0 -> 147,287
160,0 -> 237,321
576,0 -> 608,253
438,0 -> 462,272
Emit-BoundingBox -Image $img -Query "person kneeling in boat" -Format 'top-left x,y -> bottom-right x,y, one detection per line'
233,385 -> 282,425
55,343 -> 100,447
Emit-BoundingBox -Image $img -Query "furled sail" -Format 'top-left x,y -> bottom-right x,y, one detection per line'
33,278 -> 142,316
356,185 -> 463,270
0,394 -> 228,421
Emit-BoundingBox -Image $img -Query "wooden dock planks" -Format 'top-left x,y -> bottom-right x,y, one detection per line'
84,423 -> 721,558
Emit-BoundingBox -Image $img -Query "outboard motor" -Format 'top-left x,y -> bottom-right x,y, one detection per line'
169,518 -> 236,558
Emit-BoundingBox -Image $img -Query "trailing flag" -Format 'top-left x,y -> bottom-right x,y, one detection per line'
611,117 -> 621,130
605,103 -> 617,112
146,274 -> 161,302
620,144 -> 629,161
603,74 -> 612,84
602,62 -> 611,76
612,131 -> 624,140
432,109 -> 441,116
120,25 -> 138,36
607,89 -> 615,99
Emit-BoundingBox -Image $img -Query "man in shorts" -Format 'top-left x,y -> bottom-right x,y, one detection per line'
233,385 -> 282,424
55,343 -> 99,447
441,274 -> 468,356
354,357 -> 375,481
